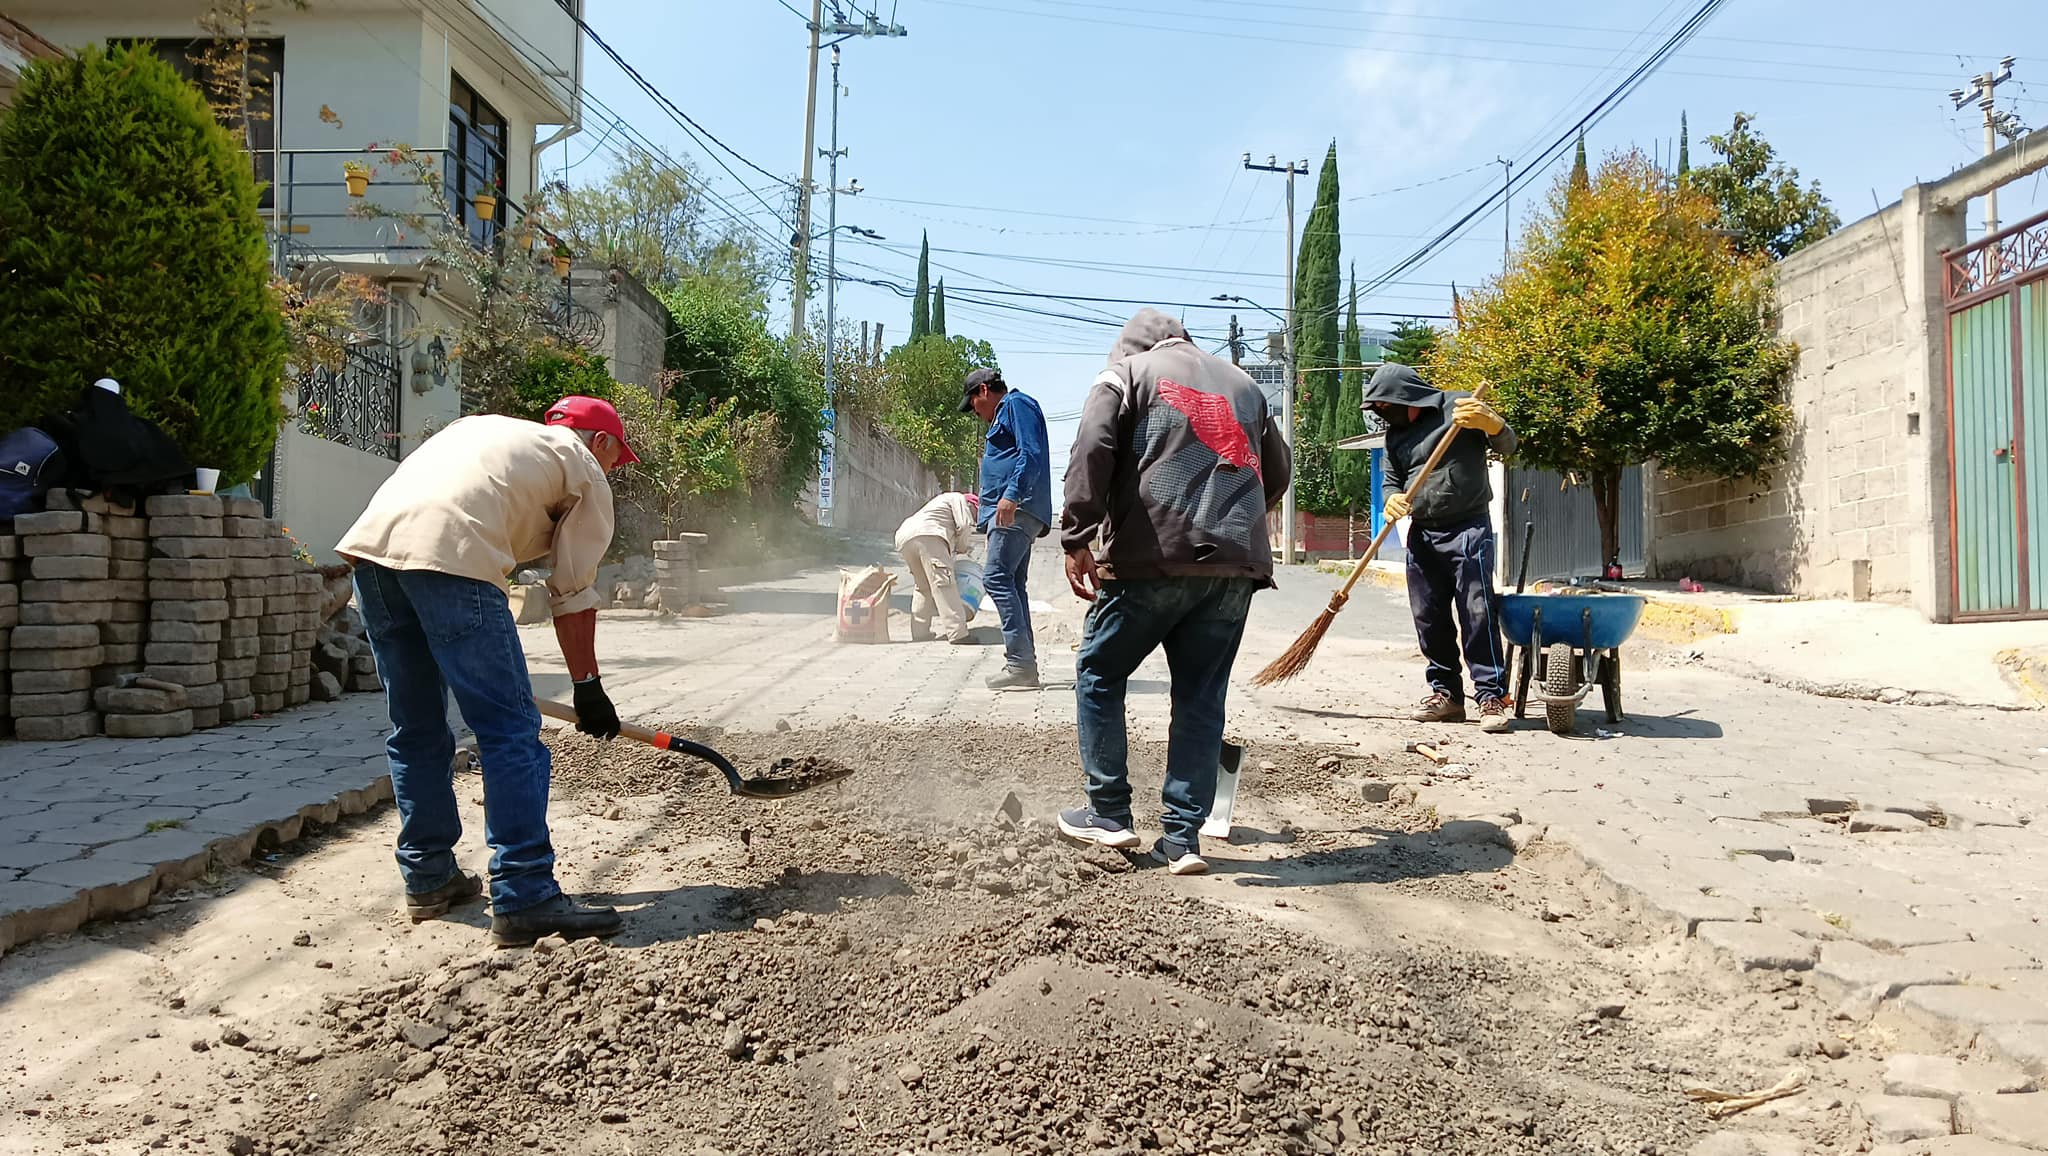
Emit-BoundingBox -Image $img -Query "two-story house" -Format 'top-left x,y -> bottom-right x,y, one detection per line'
12,0 -> 587,560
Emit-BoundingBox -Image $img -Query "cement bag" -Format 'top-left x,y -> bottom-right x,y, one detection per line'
836,565 -> 895,643
955,557 -> 986,621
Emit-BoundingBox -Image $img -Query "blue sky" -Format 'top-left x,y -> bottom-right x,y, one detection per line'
561,0 -> 2048,475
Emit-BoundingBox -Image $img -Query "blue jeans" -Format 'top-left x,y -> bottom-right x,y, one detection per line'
1405,516 -> 1507,702
983,510 -> 1043,668
1074,576 -> 1256,846
353,561 -> 560,914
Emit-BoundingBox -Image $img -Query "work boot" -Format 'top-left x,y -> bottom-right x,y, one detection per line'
1477,696 -> 1510,733
490,894 -> 623,947
910,622 -> 934,643
405,870 -> 484,922
1411,691 -> 1466,723
1151,836 -> 1209,876
987,664 -> 1040,691
1057,806 -> 1141,850
946,626 -> 974,644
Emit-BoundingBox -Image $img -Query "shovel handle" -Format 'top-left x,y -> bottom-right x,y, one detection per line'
533,696 -> 673,751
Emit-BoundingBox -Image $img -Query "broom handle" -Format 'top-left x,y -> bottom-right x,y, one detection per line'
1329,388 -> 1488,602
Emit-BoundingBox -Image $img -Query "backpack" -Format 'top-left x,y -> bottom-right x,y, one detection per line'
37,386 -> 191,504
0,427 -> 64,519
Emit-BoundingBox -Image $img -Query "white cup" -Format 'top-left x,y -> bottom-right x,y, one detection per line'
194,468 -> 221,494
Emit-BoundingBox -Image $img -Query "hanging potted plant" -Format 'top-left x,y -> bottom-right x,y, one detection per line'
472,189 -> 498,222
549,237 -> 573,278
342,160 -> 372,198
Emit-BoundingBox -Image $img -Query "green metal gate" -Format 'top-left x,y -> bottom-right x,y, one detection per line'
1945,209 -> 2048,618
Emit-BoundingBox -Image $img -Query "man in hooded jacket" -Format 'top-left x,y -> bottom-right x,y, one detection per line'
1056,309 -> 1291,875
1361,363 -> 1517,732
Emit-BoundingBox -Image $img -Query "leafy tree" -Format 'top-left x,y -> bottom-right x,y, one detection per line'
1291,430 -> 1340,517
1292,143 -> 1343,431
189,1 -> 304,152
1432,149 -> 1793,569
551,146 -> 773,309
909,231 -> 932,341
609,381 -> 746,541
1382,319 -> 1440,366
659,279 -> 825,500
503,347 -> 620,422
0,44 -> 287,484
932,279 -> 947,338
1690,112 -> 1839,259
880,336 -> 997,482
1327,267 -> 1372,512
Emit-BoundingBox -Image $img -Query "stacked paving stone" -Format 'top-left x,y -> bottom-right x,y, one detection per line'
253,509 -> 301,716
653,535 -> 708,611
0,530 -> 17,735
220,496 -> 271,722
287,565 -> 322,707
8,504 -> 124,741
140,494 -> 231,734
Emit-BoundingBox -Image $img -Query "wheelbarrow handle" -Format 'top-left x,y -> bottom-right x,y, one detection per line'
1515,520 -> 1535,593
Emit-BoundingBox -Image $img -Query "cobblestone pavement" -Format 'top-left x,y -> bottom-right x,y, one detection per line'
0,696 -> 393,953
8,539 -> 2048,1085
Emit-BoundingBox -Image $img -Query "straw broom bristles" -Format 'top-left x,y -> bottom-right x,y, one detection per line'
1252,386 -> 1489,686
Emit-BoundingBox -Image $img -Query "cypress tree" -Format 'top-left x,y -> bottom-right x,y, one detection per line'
932,278 -> 947,337
1570,133 -> 1590,198
1677,111 -> 1690,179
909,231 -> 931,341
1328,266 -> 1372,510
1292,142 -> 1343,434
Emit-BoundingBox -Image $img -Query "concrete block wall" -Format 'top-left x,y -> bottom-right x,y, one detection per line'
1649,204 -> 1927,601
825,411 -> 953,535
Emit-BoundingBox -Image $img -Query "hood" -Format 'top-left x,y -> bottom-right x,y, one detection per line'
1107,308 -> 1191,365
1360,363 -> 1442,415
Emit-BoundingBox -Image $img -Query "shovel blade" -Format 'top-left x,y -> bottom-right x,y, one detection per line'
1201,740 -> 1246,839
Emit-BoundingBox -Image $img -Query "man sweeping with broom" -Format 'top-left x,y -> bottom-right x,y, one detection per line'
1362,364 -> 1517,732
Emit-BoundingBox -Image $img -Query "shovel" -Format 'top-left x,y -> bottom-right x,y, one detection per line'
533,697 -> 853,799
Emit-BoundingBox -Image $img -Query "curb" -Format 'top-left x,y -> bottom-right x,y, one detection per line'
0,772 -> 394,957
1694,656 -> 2039,713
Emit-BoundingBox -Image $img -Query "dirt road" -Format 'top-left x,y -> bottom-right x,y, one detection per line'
2,719 -> 1921,1156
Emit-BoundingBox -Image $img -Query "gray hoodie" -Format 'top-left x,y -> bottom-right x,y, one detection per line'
1360,363 -> 1516,529
1061,309 -> 1292,584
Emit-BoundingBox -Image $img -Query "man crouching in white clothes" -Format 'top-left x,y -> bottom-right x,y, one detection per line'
894,491 -> 980,643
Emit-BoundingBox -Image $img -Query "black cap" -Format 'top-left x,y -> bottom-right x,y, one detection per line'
959,367 -> 1004,413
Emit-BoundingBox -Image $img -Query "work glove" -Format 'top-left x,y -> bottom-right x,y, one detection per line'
1383,491 -> 1413,521
572,676 -> 622,741
1451,396 -> 1506,436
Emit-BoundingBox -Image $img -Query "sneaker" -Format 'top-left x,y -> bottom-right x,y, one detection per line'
1411,691 -> 1466,723
910,623 -> 935,643
946,627 -> 974,644
490,894 -> 624,947
405,870 -> 483,922
1056,807 -> 1141,850
1477,696 -> 1510,733
986,664 -> 1040,691
1151,836 -> 1209,876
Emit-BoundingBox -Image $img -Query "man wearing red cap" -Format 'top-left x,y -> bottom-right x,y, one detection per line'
337,396 -> 637,945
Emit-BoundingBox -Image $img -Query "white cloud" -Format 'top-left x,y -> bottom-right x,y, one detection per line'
1341,0 -> 1514,175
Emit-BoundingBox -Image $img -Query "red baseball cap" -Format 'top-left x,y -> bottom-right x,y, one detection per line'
544,395 -> 639,465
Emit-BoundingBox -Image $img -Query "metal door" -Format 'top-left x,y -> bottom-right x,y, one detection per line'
1943,209 -> 2048,618
1503,465 -> 1644,582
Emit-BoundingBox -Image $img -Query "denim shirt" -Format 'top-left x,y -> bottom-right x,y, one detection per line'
976,389 -> 1053,536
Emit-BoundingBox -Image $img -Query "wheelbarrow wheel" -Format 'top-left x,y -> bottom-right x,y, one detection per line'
1543,642 -> 1576,734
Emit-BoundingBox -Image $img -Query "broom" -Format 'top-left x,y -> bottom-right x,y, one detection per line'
1252,387 -> 1489,686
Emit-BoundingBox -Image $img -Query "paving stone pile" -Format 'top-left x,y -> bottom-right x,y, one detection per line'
0,491 -> 379,743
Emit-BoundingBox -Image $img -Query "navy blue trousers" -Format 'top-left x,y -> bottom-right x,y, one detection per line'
1404,516 -> 1508,703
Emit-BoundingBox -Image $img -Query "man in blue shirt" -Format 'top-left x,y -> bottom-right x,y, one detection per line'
960,367 -> 1051,689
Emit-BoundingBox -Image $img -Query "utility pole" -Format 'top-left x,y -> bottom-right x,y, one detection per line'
1496,156 -> 1512,275
790,0 -> 822,344
1245,153 -> 1308,565
1951,58 -> 2020,236
1228,315 -> 1242,367
790,3 -> 905,346
818,46 -> 853,527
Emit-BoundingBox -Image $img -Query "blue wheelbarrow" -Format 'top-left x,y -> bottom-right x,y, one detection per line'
1501,593 -> 1646,733
1500,524 -> 1647,734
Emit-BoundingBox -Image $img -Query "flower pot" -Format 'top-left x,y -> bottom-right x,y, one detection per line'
473,193 -> 498,222
344,173 -> 370,197
551,254 -> 571,278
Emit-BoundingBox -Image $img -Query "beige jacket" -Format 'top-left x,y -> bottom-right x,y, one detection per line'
893,492 -> 977,554
336,415 -> 614,616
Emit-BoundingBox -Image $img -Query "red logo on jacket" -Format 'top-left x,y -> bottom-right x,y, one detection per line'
1156,379 -> 1260,479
